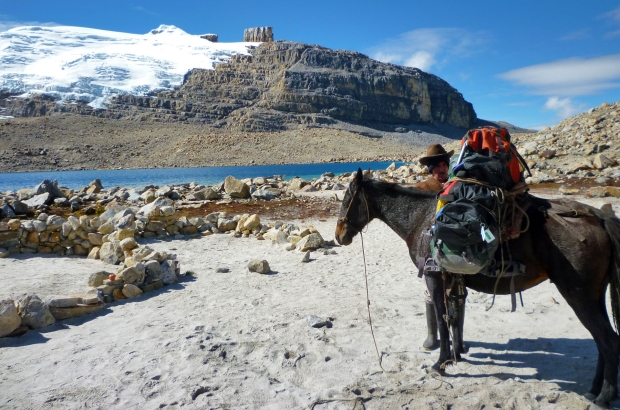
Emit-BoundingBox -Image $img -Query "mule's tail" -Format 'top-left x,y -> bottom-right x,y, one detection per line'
603,212 -> 620,333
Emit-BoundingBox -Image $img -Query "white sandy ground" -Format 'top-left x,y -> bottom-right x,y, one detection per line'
1,193 -> 620,409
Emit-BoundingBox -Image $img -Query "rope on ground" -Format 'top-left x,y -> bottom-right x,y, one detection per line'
309,397 -> 367,410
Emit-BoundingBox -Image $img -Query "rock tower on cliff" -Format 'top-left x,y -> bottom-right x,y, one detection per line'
243,27 -> 273,42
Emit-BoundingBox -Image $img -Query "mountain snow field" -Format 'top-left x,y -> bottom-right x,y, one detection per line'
0,24 -> 258,108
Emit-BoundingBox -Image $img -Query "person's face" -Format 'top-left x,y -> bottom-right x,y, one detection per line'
432,161 -> 449,183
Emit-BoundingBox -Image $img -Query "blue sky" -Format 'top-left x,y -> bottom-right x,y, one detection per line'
1,0 -> 619,129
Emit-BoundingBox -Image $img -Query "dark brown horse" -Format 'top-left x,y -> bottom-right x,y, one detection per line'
335,169 -> 620,406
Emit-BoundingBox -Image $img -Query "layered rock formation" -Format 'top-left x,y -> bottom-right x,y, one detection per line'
1,41 -> 477,132
243,27 -> 273,42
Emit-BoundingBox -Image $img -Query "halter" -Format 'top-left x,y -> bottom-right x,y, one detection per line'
338,184 -> 370,233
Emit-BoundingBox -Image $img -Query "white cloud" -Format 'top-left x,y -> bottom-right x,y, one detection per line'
544,97 -> 583,120
602,6 -> 620,22
559,29 -> 590,41
0,16 -> 57,32
498,55 -> 620,96
606,29 -> 620,38
368,28 -> 489,72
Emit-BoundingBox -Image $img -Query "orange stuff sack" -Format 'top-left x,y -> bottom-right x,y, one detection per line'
460,127 -> 525,186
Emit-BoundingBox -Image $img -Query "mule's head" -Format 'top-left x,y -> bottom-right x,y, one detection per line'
335,168 -> 371,245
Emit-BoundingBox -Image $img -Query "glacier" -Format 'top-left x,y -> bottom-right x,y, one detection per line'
0,24 -> 259,109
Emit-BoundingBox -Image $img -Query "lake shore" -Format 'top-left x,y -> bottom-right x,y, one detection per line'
1,188 -> 619,409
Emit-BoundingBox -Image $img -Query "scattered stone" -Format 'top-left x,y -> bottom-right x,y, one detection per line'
306,315 -> 327,328
301,250 -> 310,263
0,299 -> 21,337
296,233 -> 325,251
559,185 -> 580,195
224,175 -> 250,198
216,268 -> 230,273
248,259 -> 271,274
17,294 -> 55,329
593,154 -> 617,169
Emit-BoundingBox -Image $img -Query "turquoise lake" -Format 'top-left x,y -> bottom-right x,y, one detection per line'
0,161 -> 404,192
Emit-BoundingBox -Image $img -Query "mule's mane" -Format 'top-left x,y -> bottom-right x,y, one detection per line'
365,179 -> 437,199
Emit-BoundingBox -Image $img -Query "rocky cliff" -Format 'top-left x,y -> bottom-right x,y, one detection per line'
1,41 -> 477,132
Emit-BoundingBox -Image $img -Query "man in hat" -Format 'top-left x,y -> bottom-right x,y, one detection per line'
414,143 -> 460,351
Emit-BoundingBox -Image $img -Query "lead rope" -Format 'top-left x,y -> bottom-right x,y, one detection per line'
359,230 -> 387,373
359,230 -> 443,389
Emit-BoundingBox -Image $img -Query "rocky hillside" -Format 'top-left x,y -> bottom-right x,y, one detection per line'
443,101 -> 620,185
1,41 -> 476,133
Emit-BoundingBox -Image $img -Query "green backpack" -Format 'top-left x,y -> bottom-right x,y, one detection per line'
430,182 -> 499,275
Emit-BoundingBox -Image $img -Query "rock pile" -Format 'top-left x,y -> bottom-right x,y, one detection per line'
436,102 -> 620,193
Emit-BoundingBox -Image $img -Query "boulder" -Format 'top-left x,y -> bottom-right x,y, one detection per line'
87,246 -> 101,259
248,259 -> 271,274
138,197 -> 173,216
243,214 -> 261,231
32,179 -> 64,200
296,233 -> 325,251
160,260 -> 178,285
22,193 -> 50,208
7,219 -> 21,230
120,237 -> 138,251
48,301 -> 105,320
289,178 -> 307,191
0,231 -> 19,249
117,266 -> 145,285
593,154 -> 617,169
0,299 -> 21,337
144,260 -> 162,284
218,218 -> 237,231
115,214 -> 135,230
203,188 -> 220,200
100,242 -> 120,265
87,271 -> 110,287
87,179 -> 104,194
224,176 -> 250,198
11,200 -> 30,215
17,294 -> 55,329
47,296 -> 80,308
88,233 -> 104,246
122,284 -> 143,299
0,205 -> 16,218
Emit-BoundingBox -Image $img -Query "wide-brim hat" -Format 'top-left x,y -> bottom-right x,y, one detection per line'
419,144 -> 454,166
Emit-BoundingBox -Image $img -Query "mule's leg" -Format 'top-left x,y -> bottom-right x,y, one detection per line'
448,275 -> 467,356
424,271 -> 452,371
553,287 -> 619,405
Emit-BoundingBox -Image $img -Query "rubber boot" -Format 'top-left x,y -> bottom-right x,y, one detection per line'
422,302 -> 440,351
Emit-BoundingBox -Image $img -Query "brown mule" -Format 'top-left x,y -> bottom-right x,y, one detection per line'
335,169 -> 620,407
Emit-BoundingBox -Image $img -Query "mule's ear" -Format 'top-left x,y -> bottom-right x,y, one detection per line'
355,168 -> 363,184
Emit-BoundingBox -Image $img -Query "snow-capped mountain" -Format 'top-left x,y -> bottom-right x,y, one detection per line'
0,24 -> 258,108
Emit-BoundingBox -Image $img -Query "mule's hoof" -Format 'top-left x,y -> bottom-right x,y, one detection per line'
430,361 -> 446,373
458,342 -> 469,354
422,339 -> 440,351
584,392 -> 597,402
